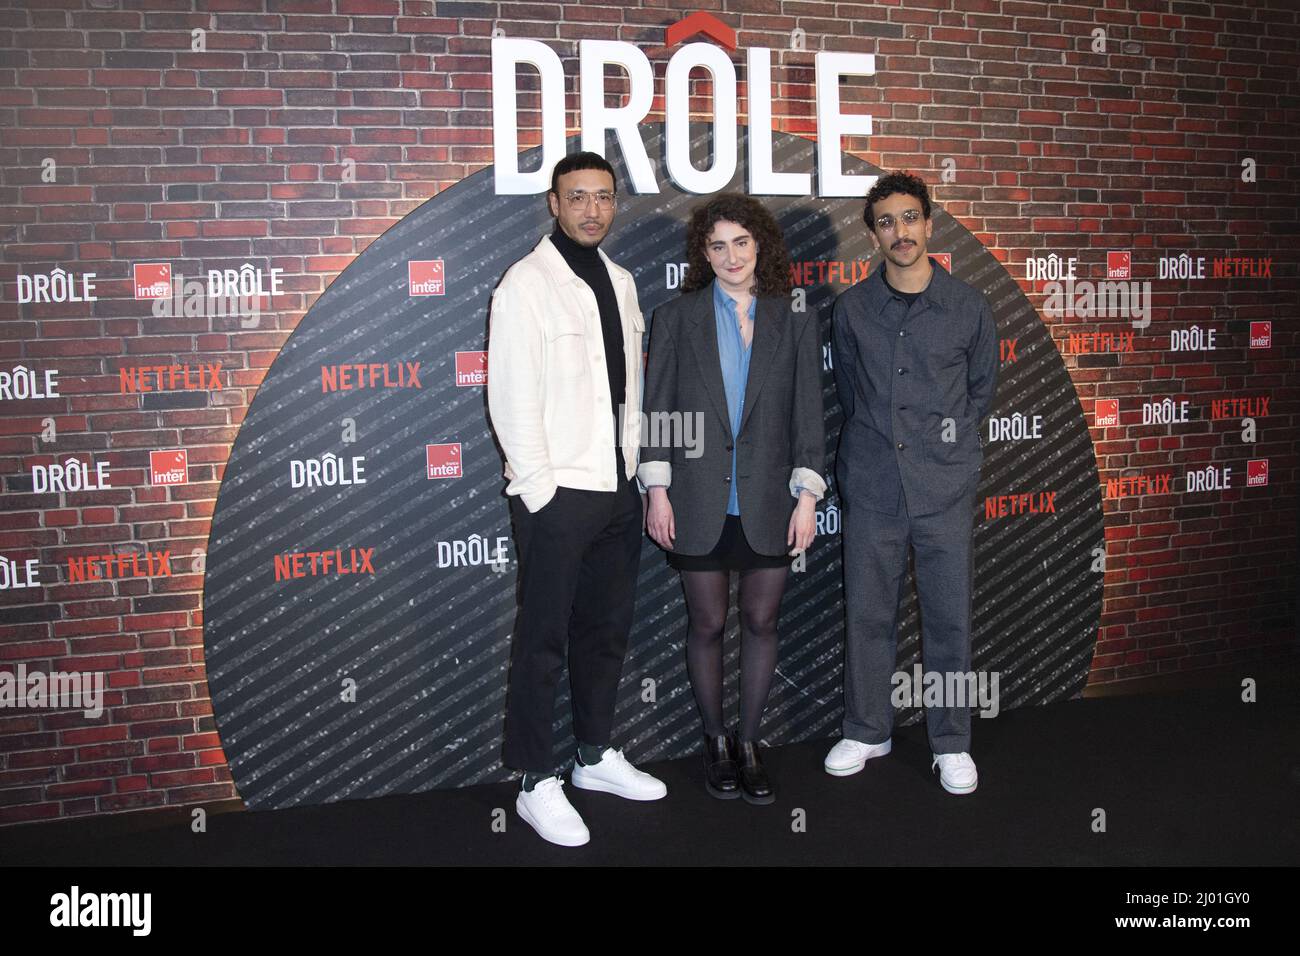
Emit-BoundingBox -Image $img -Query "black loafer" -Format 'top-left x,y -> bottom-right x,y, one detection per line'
737,739 -> 775,805
703,733 -> 740,799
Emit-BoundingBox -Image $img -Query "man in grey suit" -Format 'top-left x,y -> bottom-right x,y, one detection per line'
823,171 -> 998,794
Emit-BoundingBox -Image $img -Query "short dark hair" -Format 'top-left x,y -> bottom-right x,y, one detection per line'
864,170 -> 932,228
549,151 -> 617,195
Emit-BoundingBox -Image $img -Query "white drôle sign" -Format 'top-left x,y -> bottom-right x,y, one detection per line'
490,37 -> 877,197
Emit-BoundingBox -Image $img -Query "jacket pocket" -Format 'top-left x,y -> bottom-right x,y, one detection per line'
546,312 -> 589,379
922,410 -> 980,466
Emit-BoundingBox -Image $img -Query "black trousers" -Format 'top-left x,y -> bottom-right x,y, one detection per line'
502,475 -> 642,772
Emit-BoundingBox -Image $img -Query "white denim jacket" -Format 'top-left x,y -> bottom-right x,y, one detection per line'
487,234 -> 645,513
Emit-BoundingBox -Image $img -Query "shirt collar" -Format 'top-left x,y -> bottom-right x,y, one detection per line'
712,277 -> 757,317
865,258 -> 953,311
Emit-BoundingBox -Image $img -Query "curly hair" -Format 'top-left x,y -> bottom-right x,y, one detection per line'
681,193 -> 792,297
863,170 -> 932,229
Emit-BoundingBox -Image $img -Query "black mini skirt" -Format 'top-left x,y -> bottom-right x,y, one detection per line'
667,513 -> 792,572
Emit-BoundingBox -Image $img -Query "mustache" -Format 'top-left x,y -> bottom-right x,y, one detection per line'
891,239 -> 915,250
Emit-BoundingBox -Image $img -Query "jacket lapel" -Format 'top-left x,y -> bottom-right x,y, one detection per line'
737,296 -> 783,436
683,287 -> 733,435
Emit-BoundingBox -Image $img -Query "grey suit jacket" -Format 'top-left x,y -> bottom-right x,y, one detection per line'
831,262 -> 998,517
639,286 -> 827,556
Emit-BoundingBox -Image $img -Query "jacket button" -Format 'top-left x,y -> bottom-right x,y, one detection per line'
897,442 -> 905,450
898,329 -> 905,337
723,476 -> 731,483
898,367 -> 906,375
725,444 -> 734,452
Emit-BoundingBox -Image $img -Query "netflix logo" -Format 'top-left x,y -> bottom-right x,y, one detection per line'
1247,459 -> 1268,488
133,262 -> 172,300
409,259 -> 446,296
456,351 -> 488,387
68,550 -> 171,581
1249,322 -> 1271,349
984,491 -> 1057,519
274,547 -> 375,581
1107,251 -> 1131,280
1106,473 -> 1173,497
120,364 -> 221,393
1209,396 -> 1269,420
150,450 -> 189,486
1064,331 -> 1135,354
788,260 -> 871,287
426,442 -> 462,480
1095,399 -> 1119,428
320,362 -> 421,392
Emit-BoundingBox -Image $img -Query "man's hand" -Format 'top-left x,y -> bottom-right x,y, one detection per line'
787,492 -> 817,556
646,486 -> 675,550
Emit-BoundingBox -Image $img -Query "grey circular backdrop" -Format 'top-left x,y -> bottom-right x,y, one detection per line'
203,126 -> 1104,809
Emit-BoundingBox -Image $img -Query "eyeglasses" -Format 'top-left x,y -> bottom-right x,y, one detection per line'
874,209 -> 924,232
562,190 -> 616,210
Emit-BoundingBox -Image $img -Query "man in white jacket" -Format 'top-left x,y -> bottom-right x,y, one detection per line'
487,151 -> 666,847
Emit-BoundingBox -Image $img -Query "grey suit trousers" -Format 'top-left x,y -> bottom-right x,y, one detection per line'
841,486 -> 976,754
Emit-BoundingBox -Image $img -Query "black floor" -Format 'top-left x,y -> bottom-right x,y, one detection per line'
5,684 -> 1299,867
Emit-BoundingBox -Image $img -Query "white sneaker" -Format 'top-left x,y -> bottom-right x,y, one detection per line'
932,752 -> 978,794
515,777 -> 590,846
824,737 -> 892,776
570,748 -> 667,801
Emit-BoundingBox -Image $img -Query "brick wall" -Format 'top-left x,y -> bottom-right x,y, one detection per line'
1,0 -> 1296,825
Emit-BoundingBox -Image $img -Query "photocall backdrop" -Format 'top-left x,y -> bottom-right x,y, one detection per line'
1,1 -> 1295,823
203,126 -> 1102,808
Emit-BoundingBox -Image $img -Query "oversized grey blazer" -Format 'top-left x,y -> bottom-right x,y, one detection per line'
638,285 -> 827,557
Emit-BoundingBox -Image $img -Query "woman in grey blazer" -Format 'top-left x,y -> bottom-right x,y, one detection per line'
639,194 -> 827,804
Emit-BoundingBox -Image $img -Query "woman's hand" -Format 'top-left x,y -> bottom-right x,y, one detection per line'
787,491 -> 817,556
646,486 -> 676,550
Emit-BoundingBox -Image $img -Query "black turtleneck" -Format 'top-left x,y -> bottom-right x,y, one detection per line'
550,226 -> 626,454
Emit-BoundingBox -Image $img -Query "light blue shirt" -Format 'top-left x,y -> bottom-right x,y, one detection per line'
713,279 -> 755,516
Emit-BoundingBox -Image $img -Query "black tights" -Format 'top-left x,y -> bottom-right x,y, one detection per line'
680,566 -> 789,742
